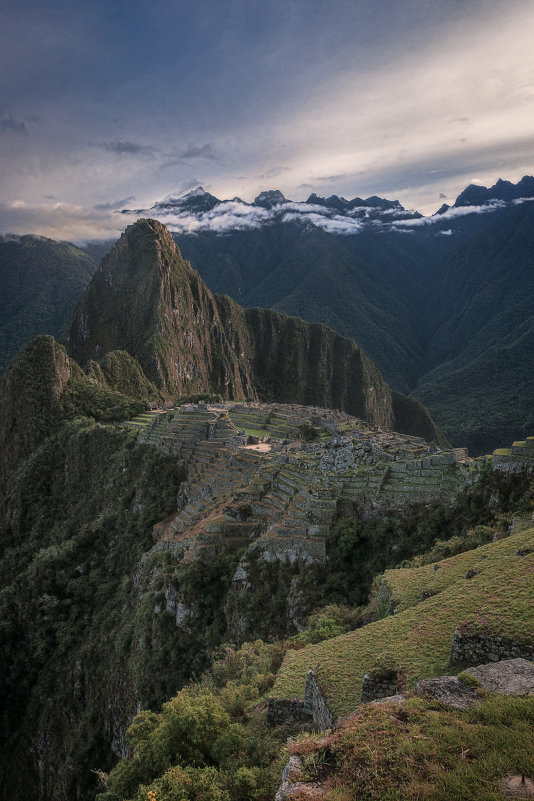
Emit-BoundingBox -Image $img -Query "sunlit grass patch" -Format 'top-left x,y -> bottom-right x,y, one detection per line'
273,530 -> 534,717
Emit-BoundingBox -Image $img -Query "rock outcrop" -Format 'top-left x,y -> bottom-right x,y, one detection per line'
465,658 -> 534,696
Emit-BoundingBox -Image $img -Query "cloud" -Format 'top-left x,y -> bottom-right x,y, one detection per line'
175,143 -> 218,161
392,200 -> 506,228
0,199 -> 126,241
100,140 -> 157,157
281,210 -> 363,235
0,113 -> 27,134
93,196 -> 136,211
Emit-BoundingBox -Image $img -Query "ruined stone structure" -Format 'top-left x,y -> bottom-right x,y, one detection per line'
449,630 -> 534,665
135,401 -> 476,566
360,669 -> 401,702
267,669 -> 334,729
492,436 -> 534,472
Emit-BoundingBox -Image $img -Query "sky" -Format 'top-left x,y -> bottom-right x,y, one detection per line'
1,0 -> 534,241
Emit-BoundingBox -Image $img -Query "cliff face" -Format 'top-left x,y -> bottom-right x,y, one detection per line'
241,307 -> 393,428
66,219 -> 255,400
66,218 -> 444,441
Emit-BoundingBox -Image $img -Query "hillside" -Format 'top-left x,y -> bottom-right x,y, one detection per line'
66,218 -> 444,443
165,177 -> 534,454
2,326 -> 532,801
413,200 -> 534,452
93,522 -> 534,801
0,235 -> 96,373
272,528 -> 534,718
2,178 -> 533,453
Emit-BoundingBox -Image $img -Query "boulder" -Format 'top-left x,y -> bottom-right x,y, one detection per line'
465,658 -> 534,696
415,676 -> 479,710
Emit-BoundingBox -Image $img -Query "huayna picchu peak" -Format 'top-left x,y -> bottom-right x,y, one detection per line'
65,218 -> 445,444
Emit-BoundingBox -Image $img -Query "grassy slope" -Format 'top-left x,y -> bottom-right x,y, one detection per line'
273,529 -> 534,718
287,694 -> 534,801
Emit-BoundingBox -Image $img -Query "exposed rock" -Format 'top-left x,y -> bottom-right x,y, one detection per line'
465,658 -> 534,696
65,218 -> 445,442
465,569 -> 480,579
500,775 -> 534,798
370,693 -> 406,706
414,676 -> 480,710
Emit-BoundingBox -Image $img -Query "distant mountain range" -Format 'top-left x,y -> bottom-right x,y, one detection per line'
1,176 -> 533,453
0,235 -> 96,373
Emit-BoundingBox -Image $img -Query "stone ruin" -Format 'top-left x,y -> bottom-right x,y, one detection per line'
136,401 -> 477,565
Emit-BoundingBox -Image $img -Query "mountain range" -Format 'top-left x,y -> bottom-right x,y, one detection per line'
1,175 -> 534,452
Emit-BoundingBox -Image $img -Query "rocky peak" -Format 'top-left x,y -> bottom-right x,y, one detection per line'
0,336 -> 73,475
253,190 -> 288,208
454,175 -> 534,207
64,219 -> 444,441
305,193 -> 349,211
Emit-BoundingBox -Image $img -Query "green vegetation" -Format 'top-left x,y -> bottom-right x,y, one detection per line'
65,219 -> 444,443
0,419 -> 185,801
96,640 -> 296,801
384,531 -> 533,613
286,693 -> 534,800
272,528 -> 534,717
178,200 -> 534,454
0,234 -> 95,373
298,421 -> 320,441
290,464 -> 532,611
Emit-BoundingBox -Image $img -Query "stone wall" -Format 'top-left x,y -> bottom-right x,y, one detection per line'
449,630 -> 534,665
266,696 -> 309,724
304,670 -> 334,730
360,669 -> 400,702
492,436 -> 534,473
267,669 -> 334,728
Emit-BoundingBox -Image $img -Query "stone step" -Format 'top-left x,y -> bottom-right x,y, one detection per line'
272,522 -> 309,537
263,493 -> 290,511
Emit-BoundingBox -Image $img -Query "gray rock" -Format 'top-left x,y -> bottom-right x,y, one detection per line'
371,694 -> 406,706
465,569 -> 480,579
275,755 -> 305,801
415,676 -> 480,710
465,658 -> 534,696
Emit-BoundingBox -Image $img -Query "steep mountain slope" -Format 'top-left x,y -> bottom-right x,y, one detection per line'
0,235 -> 96,373
0,336 -> 147,477
169,179 -> 534,453
414,200 -> 534,452
176,225 -> 436,393
66,218 -> 256,401
5,176 -> 533,453
66,218 -> 443,441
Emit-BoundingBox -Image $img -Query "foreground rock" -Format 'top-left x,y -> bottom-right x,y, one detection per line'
465,657 -> 534,695
414,676 -> 479,710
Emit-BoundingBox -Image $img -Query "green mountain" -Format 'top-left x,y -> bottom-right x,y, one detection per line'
0,234 -> 96,373
0,185 -> 533,801
413,201 -> 534,452
66,218 -> 443,443
171,180 -> 534,454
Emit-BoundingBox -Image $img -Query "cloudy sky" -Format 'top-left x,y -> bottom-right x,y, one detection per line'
1,0 -> 534,240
